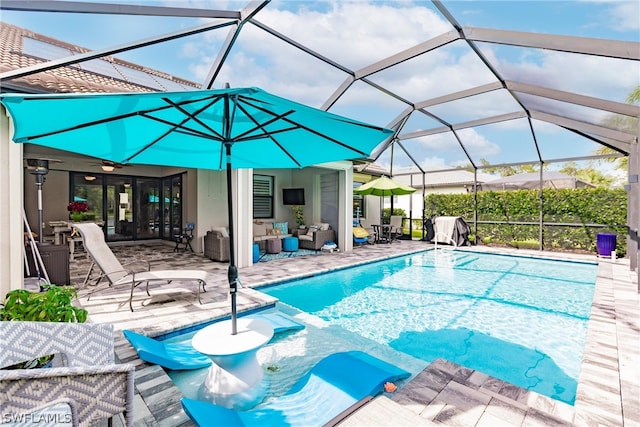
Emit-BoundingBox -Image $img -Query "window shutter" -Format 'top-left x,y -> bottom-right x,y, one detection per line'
253,175 -> 273,218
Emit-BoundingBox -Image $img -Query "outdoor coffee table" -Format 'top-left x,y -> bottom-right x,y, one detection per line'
191,317 -> 274,410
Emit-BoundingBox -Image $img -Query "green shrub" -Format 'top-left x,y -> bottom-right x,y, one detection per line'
0,284 -> 87,323
425,188 -> 627,254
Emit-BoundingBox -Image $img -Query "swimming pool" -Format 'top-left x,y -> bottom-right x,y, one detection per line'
168,249 -> 597,407
261,249 -> 597,405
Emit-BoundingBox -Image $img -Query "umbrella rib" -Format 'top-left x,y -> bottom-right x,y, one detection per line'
125,97 -> 225,162
160,97 -> 226,140
238,95 -> 373,158
231,103 -> 303,168
15,105 -> 171,142
14,94 -> 225,143
140,114 -> 223,141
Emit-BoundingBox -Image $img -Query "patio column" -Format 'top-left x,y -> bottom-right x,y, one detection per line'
0,105 -> 24,296
234,168 -> 253,268
628,133 -> 639,289
340,165 -> 353,253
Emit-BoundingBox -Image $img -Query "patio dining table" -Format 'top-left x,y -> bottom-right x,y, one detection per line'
48,220 -> 105,245
48,220 -> 72,245
372,224 -> 393,244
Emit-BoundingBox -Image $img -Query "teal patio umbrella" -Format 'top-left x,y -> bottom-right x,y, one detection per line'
1,87 -> 393,334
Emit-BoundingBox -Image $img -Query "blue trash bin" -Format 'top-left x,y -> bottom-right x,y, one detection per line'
252,243 -> 260,263
596,233 -> 616,257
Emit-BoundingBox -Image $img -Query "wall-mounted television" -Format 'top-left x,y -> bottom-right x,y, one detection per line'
282,188 -> 305,205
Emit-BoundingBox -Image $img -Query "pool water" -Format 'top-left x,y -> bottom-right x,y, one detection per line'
166,305 -> 426,409
168,249 -> 596,407
261,249 -> 597,405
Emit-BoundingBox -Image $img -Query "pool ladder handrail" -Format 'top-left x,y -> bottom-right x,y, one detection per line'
434,232 -> 458,250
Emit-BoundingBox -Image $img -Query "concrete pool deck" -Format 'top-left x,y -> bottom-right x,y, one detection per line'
63,240 -> 638,426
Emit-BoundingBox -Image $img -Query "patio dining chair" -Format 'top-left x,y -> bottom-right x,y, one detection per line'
389,215 -> 404,242
174,222 -> 195,253
73,222 -> 209,311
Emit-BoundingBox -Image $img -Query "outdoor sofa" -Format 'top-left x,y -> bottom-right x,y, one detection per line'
253,221 -> 293,249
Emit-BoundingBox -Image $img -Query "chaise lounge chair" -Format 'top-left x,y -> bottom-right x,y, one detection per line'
244,311 -> 305,334
181,350 -> 410,427
123,330 -> 212,370
73,222 -> 210,311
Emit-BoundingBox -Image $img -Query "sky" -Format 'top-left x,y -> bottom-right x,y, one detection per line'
2,1 -> 639,179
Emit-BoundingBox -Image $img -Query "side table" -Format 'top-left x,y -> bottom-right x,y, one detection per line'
192,318 -> 274,410
266,238 -> 282,254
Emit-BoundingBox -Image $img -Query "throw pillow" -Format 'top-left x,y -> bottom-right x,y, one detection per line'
213,226 -> 229,238
253,222 -> 267,237
273,222 -> 288,235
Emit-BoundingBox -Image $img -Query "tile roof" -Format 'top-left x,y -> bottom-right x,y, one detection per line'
0,22 -> 200,94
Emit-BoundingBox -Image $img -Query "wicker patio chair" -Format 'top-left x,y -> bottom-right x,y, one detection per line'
204,230 -> 230,262
0,321 -> 135,427
294,227 -> 335,251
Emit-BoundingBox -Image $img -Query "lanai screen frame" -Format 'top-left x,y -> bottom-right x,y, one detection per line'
0,0 -> 638,285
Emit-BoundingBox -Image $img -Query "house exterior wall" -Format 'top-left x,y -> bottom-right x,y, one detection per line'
1,105 -> 25,297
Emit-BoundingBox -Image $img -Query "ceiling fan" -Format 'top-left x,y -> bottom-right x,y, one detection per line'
89,160 -> 131,171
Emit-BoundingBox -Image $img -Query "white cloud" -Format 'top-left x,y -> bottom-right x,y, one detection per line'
486,44 -> 638,103
455,128 -> 501,157
606,1 -> 640,32
186,2 -> 452,106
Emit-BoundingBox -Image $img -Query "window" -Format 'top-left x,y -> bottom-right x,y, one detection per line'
253,174 -> 274,218
353,181 -> 366,220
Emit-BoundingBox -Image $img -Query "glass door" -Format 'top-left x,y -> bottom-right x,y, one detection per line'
71,174 -> 104,222
162,174 -> 183,241
136,178 -> 161,239
106,176 -> 133,241
70,172 -> 180,242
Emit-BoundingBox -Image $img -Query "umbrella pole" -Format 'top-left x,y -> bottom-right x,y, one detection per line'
226,144 -> 238,335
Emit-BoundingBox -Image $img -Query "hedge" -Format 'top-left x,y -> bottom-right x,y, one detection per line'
424,188 -> 628,255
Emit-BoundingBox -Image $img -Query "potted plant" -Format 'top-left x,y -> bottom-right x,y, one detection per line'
1,284 -> 88,368
292,205 -> 305,228
67,201 -> 89,221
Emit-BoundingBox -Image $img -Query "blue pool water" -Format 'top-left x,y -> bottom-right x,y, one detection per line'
168,249 -> 597,407
261,249 -> 597,405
